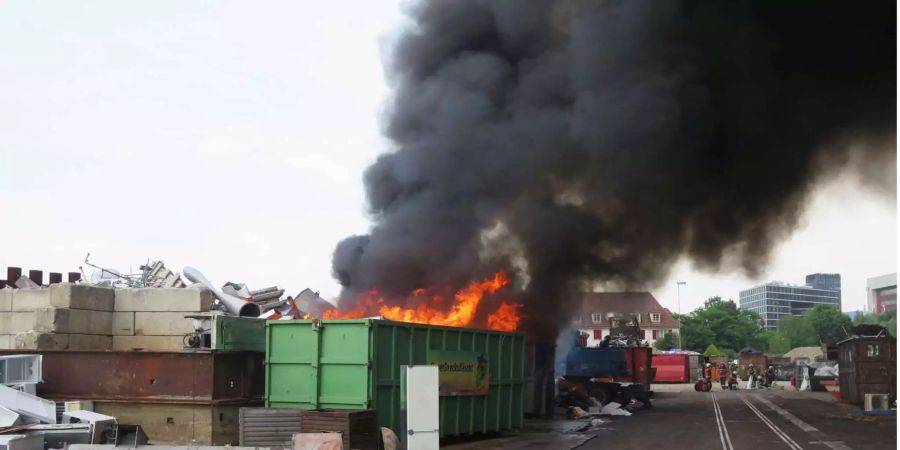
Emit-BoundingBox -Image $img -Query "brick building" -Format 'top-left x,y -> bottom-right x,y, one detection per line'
574,292 -> 681,347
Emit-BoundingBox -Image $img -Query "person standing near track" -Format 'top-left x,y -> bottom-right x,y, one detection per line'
747,363 -> 758,390
718,363 -> 728,389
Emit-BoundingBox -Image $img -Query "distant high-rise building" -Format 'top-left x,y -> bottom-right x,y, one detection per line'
739,273 -> 841,330
866,273 -> 897,313
805,273 -> 841,307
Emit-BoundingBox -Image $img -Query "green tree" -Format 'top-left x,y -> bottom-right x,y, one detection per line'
653,331 -> 678,351
703,344 -> 722,356
677,297 -> 764,353
778,315 -> 817,347
805,305 -> 852,342
758,330 -> 791,354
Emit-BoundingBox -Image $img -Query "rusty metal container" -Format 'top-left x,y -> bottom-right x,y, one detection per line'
0,350 -> 264,404
614,347 -> 654,390
838,336 -> 896,404
300,409 -> 378,450
738,354 -> 767,379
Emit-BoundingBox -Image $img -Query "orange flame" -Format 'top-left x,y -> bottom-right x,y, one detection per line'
487,302 -> 522,332
321,271 -> 521,331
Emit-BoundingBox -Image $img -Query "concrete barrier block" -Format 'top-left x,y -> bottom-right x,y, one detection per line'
0,312 -> 37,334
112,335 -> 185,351
134,312 -> 195,335
115,288 -> 214,312
15,331 -> 69,350
112,312 -> 135,336
50,283 -> 115,311
0,290 -> 12,311
11,289 -> 51,311
33,308 -> 113,335
15,332 -> 111,350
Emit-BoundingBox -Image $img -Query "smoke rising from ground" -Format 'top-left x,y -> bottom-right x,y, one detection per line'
333,0 -> 896,341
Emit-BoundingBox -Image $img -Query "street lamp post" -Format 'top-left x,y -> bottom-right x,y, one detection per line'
676,281 -> 686,349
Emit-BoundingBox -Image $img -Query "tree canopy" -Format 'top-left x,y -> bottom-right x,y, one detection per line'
677,297 -> 763,353
653,331 -> 678,351
676,296 -> 855,356
703,344 -> 722,356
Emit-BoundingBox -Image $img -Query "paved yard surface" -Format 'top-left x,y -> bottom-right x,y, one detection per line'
444,385 -> 896,450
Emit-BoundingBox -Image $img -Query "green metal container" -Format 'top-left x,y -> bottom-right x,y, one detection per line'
265,319 -> 525,437
213,315 -> 266,352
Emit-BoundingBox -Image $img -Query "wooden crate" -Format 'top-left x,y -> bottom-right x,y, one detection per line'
299,409 -> 377,450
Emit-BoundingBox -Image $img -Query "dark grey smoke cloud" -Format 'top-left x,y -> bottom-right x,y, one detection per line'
333,0 -> 896,341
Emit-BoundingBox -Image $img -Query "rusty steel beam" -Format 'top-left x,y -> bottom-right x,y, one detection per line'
68,272 -> 82,282
28,270 -> 43,286
7,267 -> 21,287
49,272 -> 63,284
0,350 -> 264,405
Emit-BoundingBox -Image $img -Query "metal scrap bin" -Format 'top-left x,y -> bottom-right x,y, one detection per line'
838,336 -> 896,404
265,319 -> 525,437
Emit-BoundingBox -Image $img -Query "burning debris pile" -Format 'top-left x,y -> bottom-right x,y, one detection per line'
321,271 -> 521,331
331,0 -> 896,341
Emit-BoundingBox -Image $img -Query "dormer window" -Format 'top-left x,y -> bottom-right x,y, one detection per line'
650,313 -> 661,323
591,313 -> 603,323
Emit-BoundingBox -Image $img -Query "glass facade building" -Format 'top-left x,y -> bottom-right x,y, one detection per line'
739,275 -> 842,330
805,273 -> 842,296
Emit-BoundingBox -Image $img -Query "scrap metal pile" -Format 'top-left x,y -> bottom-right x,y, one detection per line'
0,355 -> 148,449
74,253 -> 333,320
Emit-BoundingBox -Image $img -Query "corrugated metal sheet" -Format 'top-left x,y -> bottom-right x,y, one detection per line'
239,407 -> 302,448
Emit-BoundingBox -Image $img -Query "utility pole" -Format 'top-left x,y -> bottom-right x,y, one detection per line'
676,281 -> 686,349
676,281 -> 686,314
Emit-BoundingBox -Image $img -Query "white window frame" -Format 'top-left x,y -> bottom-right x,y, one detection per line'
650,313 -> 661,323
591,313 -> 603,324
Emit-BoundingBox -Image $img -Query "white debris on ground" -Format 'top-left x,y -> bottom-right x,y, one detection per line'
591,418 -> 608,426
599,402 -> 632,416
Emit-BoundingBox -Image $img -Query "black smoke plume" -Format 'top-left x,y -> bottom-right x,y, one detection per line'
333,0 -> 896,341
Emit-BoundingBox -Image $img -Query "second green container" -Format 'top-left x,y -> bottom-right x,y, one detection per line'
265,319 -> 525,437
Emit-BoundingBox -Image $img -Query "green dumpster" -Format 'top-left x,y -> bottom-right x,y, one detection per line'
265,319 -> 525,437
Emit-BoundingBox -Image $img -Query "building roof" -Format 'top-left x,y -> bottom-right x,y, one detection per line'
866,272 -> 897,290
576,292 -> 680,328
782,346 -> 824,362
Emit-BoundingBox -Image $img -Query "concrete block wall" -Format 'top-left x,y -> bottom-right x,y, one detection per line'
0,284 -> 115,350
0,285 -> 212,351
111,288 -> 213,351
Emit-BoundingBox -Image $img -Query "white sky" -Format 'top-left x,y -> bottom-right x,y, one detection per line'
0,1 -> 896,314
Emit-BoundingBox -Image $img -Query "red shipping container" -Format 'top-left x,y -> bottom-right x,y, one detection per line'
652,354 -> 690,383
